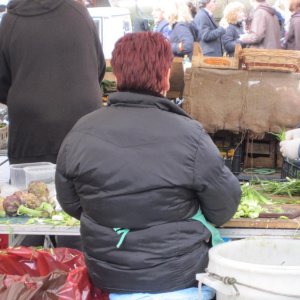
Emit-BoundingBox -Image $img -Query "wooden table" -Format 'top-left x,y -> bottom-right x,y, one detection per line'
0,216 -> 299,246
220,217 -> 300,238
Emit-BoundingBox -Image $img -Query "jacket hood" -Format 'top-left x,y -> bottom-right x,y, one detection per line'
256,3 -> 276,16
7,0 -> 64,16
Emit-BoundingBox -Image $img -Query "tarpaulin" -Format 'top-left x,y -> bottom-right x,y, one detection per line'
0,247 -> 108,300
183,68 -> 300,134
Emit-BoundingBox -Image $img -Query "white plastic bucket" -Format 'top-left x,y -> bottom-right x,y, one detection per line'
197,238 -> 300,300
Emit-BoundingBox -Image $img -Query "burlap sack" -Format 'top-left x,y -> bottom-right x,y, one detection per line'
183,68 -> 300,134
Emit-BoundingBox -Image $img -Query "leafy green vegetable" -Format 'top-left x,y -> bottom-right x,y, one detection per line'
269,128 -> 286,141
234,183 -> 269,219
26,211 -> 79,226
260,178 -> 300,197
17,202 -> 55,218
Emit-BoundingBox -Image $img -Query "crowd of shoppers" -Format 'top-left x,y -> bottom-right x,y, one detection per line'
151,0 -> 300,58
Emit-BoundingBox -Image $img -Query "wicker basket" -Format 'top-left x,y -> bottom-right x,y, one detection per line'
0,125 -> 8,150
240,49 -> 300,72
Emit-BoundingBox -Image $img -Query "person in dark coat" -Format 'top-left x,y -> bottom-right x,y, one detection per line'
285,0 -> 300,50
55,32 -> 241,298
168,2 -> 195,59
0,0 -> 105,165
194,0 -> 225,56
221,1 -> 246,56
0,0 -> 105,249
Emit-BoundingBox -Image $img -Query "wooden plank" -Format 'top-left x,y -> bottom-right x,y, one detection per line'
167,57 -> 184,99
259,204 -> 300,219
244,157 -> 275,168
104,72 -> 116,81
223,217 -> 300,229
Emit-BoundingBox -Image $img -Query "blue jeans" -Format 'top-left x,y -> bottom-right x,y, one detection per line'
109,286 -> 215,300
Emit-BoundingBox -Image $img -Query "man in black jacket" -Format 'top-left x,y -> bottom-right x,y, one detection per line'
56,32 -> 241,297
0,0 -> 105,164
0,0 -> 105,248
194,0 -> 225,56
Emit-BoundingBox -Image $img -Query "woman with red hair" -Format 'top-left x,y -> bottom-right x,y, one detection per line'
55,32 -> 240,300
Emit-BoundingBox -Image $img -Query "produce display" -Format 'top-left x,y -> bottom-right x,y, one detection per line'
234,183 -> 269,219
0,181 -> 79,226
234,179 -> 300,219
260,178 -> 300,197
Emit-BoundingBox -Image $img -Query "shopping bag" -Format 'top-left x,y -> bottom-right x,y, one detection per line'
0,247 -> 109,300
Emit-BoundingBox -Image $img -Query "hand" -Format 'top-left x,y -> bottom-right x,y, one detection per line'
219,18 -> 228,29
285,128 -> 300,140
238,34 -> 248,42
280,138 -> 300,160
178,42 -> 184,52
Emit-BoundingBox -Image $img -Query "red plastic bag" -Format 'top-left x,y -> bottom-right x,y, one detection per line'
0,247 -> 109,300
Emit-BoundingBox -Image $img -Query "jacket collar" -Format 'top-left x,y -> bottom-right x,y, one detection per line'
108,92 -> 191,119
202,8 -> 217,28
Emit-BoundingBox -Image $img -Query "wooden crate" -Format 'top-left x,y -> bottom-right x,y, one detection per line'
244,135 -> 277,169
240,49 -> 300,73
191,43 -> 241,70
167,57 -> 185,99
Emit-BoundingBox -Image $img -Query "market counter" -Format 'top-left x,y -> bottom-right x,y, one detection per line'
220,216 -> 300,239
0,216 -> 299,244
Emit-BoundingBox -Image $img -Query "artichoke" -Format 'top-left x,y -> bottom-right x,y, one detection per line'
14,191 -> 41,209
3,194 -> 23,216
28,181 -> 49,200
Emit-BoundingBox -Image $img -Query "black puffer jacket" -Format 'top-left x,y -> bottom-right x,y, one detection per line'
55,92 -> 241,293
0,0 -> 105,163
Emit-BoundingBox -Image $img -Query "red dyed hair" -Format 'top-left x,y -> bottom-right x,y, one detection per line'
111,32 -> 173,95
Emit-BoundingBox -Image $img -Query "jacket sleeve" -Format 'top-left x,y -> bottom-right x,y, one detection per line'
171,24 -> 194,56
0,51 -> 10,105
195,14 -> 225,42
242,11 -> 266,44
193,130 -> 241,226
222,28 -> 240,54
0,15 -> 12,104
55,135 -> 82,220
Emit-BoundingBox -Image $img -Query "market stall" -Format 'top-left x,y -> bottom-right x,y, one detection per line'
1,156 -> 300,243
183,68 -> 300,135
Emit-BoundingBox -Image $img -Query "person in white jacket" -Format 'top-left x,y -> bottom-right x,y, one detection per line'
280,128 -> 300,160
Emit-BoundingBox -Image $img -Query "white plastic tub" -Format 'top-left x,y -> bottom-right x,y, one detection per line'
197,238 -> 300,300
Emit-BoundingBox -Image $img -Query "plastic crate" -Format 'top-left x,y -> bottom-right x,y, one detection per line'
224,145 -> 242,175
10,162 -> 55,188
281,159 -> 300,179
